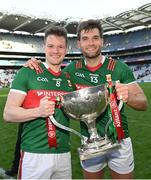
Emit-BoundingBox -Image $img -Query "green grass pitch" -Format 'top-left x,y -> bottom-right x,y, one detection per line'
0,83 -> 151,179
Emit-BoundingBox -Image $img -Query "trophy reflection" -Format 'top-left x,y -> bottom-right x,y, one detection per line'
50,83 -> 122,160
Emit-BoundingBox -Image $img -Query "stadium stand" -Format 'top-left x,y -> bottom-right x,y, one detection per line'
103,28 -> 151,51
0,2 -> 151,85
0,69 -> 18,88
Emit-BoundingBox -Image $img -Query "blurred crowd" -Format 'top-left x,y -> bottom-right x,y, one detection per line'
0,69 -> 18,88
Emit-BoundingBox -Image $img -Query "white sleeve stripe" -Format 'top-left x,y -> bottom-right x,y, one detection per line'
10,89 -> 27,95
127,81 -> 137,85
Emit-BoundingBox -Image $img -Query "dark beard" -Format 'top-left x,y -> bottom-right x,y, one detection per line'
83,50 -> 101,59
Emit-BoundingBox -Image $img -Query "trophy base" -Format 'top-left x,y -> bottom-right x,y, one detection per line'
78,141 -> 121,161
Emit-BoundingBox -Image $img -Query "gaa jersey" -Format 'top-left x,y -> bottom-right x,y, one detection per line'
11,63 -> 75,154
63,56 -> 136,138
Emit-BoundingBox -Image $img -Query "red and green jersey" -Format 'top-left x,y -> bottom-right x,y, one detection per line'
11,63 -> 74,154
63,56 -> 136,138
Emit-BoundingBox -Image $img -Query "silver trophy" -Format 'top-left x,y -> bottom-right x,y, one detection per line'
50,84 -> 122,160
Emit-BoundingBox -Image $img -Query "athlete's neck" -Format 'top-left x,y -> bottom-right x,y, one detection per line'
85,55 -> 103,67
46,62 -> 61,73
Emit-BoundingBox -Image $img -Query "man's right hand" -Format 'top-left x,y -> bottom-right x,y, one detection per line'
23,57 -> 43,73
38,96 -> 55,118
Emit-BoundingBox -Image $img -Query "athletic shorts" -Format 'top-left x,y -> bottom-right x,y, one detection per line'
80,137 -> 134,174
18,151 -> 72,179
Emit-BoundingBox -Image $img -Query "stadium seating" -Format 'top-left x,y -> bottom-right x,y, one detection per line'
0,28 -> 151,84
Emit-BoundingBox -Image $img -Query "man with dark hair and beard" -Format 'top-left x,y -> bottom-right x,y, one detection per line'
63,19 -> 148,179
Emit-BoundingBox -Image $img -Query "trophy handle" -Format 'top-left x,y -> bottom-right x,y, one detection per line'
115,80 -> 123,111
118,99 -> 123,111
105,79 -> 124,134
49,115 -> 88,144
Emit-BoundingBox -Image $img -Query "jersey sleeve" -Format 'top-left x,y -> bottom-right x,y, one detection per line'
11,67 -> 30,93
117,61 -> 136,84
63,61 -> 75,74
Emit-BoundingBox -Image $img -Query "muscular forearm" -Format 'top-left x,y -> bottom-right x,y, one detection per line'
115,82 -> 148,111
3,106 -> 41,123
4,93 -> 55,123
126,91 -> 148,111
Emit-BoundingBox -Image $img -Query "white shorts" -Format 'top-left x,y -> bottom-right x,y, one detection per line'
18,151 -> 72,179
81,137 -> 134,174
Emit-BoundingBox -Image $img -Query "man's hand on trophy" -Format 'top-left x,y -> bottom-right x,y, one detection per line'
37,96 -> 55,118
23,57 -> 43,73
115,82 -> 129,103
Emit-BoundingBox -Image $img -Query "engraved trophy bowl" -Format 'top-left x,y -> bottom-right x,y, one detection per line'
49,84 -> 121,160
61,84 -> 107,123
